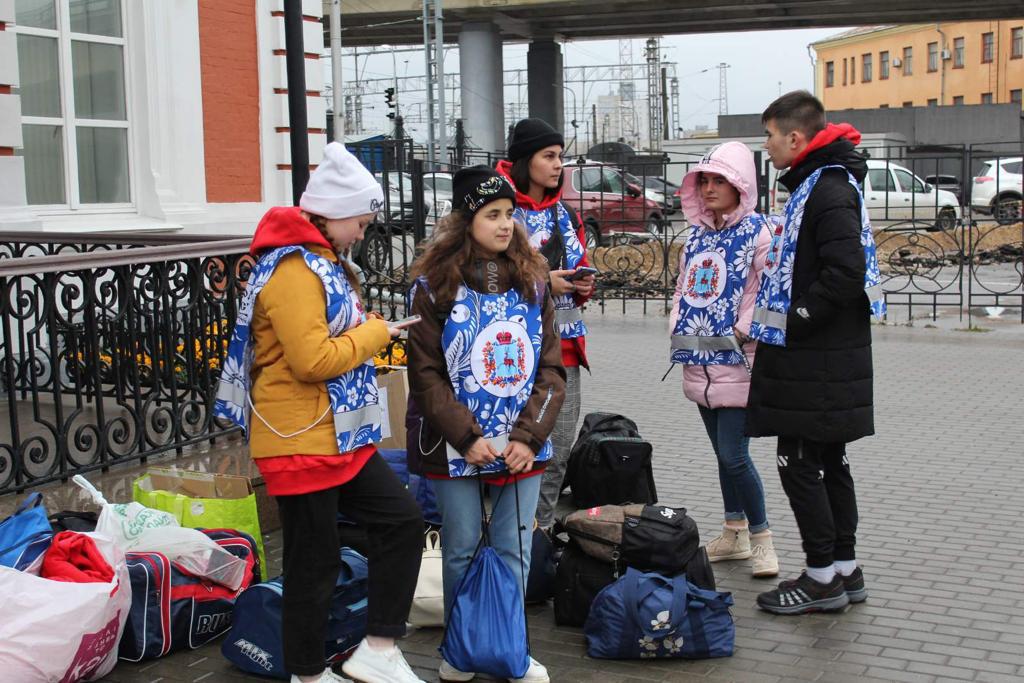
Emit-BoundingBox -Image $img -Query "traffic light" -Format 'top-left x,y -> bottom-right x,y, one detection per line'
384,87 -> 396,119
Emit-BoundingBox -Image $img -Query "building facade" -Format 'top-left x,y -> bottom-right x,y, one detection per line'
0,0 -> 327,234
812,21 -> 1024,110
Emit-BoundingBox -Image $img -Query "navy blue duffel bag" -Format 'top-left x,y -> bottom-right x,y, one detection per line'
585,568 -> 734,660
221,547 -> 368,679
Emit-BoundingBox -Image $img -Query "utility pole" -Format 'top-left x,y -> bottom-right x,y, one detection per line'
422,0 -> 436,166
661,66 -> 669,141
329,0 -> 343,140
283,0 -> 308,204
670,76 -> 680,139
591,103 -> 598,148
645,37 -> 662,151
434,0 -> 447,166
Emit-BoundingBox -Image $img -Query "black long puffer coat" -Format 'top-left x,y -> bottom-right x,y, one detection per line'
746,139 -> 874,444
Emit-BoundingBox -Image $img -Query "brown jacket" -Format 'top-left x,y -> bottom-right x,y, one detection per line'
407,256 -> 566,476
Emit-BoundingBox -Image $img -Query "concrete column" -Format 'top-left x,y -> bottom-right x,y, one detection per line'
458,22 -> 505,155
527,39 -> 564,136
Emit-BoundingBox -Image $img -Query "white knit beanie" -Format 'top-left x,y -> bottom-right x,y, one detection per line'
300,142 -> 384,219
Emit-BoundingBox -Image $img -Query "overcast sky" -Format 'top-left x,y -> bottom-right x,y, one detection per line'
332,27 -> 852,141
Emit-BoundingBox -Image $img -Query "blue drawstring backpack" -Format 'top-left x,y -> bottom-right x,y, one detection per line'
585,568 -> 735,660
0,492 -> 53,569
440,479 -> 531,679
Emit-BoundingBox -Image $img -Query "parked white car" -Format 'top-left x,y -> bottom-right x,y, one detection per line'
970,157 -> 1023,225
422,172 -> 453,233
863,160 -> 961,230
771,160 -> 961,230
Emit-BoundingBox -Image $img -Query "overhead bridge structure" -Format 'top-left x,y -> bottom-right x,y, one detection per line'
329,0 -> 1024,152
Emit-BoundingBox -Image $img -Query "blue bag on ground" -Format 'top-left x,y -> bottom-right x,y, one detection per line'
0,492 -> 52,569
585,568 -> 735,660
120,528 -> 261,661
440,545 -> 530,679
221,547 -> 368,679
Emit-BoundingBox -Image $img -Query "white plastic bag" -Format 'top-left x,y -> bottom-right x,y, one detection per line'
0,532 -> 131,682
73,475 -> 246,590
409,529 -> 444,627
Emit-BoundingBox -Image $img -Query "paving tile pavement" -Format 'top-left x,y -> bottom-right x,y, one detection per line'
102,312 -> 1024,683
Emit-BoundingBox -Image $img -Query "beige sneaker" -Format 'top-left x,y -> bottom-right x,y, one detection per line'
706,524 -> 751,562
750,530 -> 779,577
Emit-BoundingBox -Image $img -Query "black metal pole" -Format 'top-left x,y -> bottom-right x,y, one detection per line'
284,0 -> 309,205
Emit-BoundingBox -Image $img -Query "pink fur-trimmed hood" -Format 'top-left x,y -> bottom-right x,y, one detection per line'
679,141 -> 758,230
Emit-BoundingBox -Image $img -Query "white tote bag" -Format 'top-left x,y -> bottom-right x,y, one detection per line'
408,529 -> 444,627
0,532 -> 131,682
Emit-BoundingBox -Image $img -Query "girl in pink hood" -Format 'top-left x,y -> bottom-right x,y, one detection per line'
669,141 -> 778,577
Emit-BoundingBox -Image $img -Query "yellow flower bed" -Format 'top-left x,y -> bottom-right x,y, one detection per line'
374,339 -> 407,375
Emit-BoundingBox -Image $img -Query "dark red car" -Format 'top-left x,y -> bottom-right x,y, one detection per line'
560,161 -> 666,251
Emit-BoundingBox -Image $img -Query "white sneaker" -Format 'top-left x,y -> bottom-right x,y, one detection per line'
510,658 -> 550,683
706,524 -> 751,562
290,669 -> 352,683
750,530 -> 780,577
438,658 -> 475,681
340,640 -> 424,683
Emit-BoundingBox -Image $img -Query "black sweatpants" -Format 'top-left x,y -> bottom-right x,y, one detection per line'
277,452 -> 423,676
776,437 -> 858,568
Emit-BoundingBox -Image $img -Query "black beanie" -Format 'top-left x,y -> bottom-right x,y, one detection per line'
507,118 -> 564,162
452,165 -> 517,214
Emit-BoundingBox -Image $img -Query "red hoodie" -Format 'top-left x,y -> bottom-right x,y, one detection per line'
495,160 -> 591,369
245,205 -> 376,496
790,123 -> 862,170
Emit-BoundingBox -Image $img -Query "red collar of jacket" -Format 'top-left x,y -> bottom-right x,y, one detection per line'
250,206 -> 332,255
790,123 -> 862,170
495,159 -> 564,211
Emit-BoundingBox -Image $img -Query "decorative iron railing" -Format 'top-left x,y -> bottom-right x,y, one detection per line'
1,236 -> 252,494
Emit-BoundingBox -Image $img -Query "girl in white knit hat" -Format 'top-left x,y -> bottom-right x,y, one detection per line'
216,142 -> 425,683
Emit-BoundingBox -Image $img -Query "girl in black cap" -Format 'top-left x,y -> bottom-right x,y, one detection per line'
407,166 -> 565,683
496,118 -> 596,531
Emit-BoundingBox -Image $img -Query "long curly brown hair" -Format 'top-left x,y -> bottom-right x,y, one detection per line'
410,208 -> 548,308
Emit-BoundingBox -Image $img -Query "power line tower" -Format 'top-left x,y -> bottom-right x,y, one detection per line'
618,39 -> 636,144
670,75 -> 680,139
716,62 -> 731,116
422,0 -> 446,166
645,37 -> 662,151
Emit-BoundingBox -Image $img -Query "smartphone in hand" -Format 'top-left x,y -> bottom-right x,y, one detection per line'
566,266 -> 598,281
391,314 -> 423,330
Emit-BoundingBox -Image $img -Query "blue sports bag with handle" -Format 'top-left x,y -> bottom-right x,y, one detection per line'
221,547 -> 368,679
0,492 -> 52,569
585,568 -> 735,660
439,478 -> 531,679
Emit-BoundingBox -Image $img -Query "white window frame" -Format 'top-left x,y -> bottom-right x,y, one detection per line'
16,0 -> 134,214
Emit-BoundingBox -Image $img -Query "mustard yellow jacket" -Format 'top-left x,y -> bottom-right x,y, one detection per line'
247,245 -> 391,458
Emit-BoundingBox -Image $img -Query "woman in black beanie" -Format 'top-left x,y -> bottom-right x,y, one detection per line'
496,118 -> 596,531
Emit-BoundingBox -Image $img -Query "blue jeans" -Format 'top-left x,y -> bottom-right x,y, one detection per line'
698,406 -> 769,533
432,473 -> 542,620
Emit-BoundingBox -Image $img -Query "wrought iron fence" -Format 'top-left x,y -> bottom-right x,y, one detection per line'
1,235 -> 253,494
345,138 -> 1022,323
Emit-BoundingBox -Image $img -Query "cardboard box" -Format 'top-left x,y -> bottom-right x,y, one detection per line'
376,367 -> 409,450
141,468 -> 253,500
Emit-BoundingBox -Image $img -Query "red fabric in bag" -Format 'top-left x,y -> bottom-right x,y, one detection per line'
41,530 -> 114,584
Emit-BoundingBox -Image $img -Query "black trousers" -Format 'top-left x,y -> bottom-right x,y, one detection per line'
277,452 -> 423,675
776,437 -> 858,568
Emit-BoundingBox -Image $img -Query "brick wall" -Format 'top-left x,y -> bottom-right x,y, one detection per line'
198,0 -> 261,203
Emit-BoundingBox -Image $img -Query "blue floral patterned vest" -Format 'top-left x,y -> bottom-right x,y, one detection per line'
431,279 -> 553,478
670,215 -> 766,365
215,246 -> 381,453
749,165 -> 885,346
515,203 -> 587,340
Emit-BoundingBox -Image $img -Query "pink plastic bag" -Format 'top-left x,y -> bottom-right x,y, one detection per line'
0,532 -> 131,682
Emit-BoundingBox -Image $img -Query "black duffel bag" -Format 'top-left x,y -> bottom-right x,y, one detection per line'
554,540 -> 715,627
562,503 -> 699,576
564,413 -> 657,509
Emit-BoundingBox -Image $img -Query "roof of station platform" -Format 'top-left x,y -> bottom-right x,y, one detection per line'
328,0 -> 1024,47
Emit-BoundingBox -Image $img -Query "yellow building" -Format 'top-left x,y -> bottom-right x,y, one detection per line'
812,21 -> 1024,109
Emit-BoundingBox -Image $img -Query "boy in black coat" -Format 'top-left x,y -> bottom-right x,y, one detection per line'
748,91 -> 873,615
